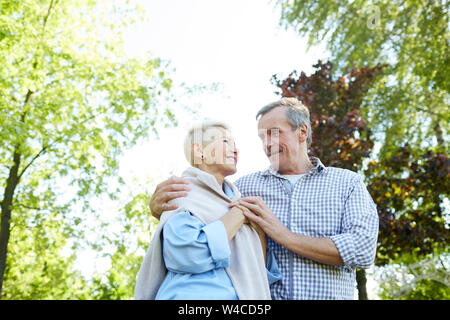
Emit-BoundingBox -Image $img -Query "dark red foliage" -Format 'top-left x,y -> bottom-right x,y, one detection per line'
366,148 -> 450,265
272,61 -> 449,266
271,60 -> 385,171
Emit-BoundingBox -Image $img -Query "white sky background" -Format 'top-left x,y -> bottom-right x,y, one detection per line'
86,0 -> 380,298
120,0 -> 327,188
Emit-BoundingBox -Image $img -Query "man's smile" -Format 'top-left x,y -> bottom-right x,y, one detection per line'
267,148 -> 283,157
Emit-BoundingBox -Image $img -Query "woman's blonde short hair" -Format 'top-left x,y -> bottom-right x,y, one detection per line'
183,120 -> 230,165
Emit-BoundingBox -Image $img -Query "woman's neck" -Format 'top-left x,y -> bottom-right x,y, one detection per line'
210,172 -> 225,187
195,164 -> 225,186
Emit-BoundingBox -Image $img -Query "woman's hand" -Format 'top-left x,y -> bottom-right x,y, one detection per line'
229,196 -> 289,245
234,197 -> 345,266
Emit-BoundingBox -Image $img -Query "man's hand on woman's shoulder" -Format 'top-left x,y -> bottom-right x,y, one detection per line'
149,175 -> 191,220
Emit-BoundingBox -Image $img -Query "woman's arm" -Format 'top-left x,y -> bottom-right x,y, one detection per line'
162,211 -> 231,274
219,206 -> 246,241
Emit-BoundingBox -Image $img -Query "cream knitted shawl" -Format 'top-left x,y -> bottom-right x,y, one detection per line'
134,166 -> 271,300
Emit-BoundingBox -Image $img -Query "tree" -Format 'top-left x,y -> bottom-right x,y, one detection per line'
375,249 -> 450,300
275,0 -> 449,158
1,204 -> 91,299
88,191 -> 154,300
272,61 -> 450,299
0,0 -> 176,297
365,142 -> 449,301
272,61 -> 386,171
366,147 -> 449,267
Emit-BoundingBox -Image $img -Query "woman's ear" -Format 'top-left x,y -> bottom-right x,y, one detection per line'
192,143 -> 203,165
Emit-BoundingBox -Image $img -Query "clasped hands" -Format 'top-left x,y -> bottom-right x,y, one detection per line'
228,196 -> 288,243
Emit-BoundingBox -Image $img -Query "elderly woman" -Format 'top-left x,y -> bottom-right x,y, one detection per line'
135,121 -> 281,300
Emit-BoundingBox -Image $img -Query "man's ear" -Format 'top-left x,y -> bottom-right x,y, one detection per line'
296,124 -> 308,144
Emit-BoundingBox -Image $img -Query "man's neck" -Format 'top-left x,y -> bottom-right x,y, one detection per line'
278,153 -> 314,175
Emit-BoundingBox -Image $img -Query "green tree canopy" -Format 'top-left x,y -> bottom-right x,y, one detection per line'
375,249 -> 450,300
88,191 -> 154,300
0,0 -> 177,298
275,0 -> 449,158
272,60 -> 449,299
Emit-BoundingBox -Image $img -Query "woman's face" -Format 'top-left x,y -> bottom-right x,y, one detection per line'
201,127 -> 239,177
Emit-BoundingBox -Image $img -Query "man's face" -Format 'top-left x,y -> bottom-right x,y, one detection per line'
257,107 -> 303,174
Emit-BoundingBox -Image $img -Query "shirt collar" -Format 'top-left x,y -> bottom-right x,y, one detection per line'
222,180 -> 234,199
261,156 -> 327,177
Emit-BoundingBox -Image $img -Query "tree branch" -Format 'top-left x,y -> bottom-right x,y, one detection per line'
414,106 -> 441,117
21,89 -> 33,120
43,0 -> 56,31
14,203 -> 43,211
15,108 -> 105,183
16,146 -> 48,182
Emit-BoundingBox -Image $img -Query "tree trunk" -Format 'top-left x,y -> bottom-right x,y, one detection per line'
0,149 -> 21,297
356,268 -> 368,300
0,90 -> 36,297
433,119 -> 445,147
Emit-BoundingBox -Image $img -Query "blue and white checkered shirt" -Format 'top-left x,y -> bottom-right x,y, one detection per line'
234,157 -> 379,300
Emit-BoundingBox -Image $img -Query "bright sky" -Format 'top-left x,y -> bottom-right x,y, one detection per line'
119,0 -> 327,189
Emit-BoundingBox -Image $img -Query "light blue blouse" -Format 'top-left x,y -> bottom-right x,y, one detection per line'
155,183 -> 282,300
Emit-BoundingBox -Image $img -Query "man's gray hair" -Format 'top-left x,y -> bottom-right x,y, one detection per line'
183,120 -> 230,165
256,97 -> 312,147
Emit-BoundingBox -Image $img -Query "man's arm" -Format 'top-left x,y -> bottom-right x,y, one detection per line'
232,197 -> 344,266
279,232 -> 343,266
235,175 -> 379,268
328,175 -> 379,269
149,177 -> 249,243
149,176 -> 190,220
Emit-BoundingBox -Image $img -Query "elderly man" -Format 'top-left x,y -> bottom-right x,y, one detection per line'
149,98 -> 379,300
